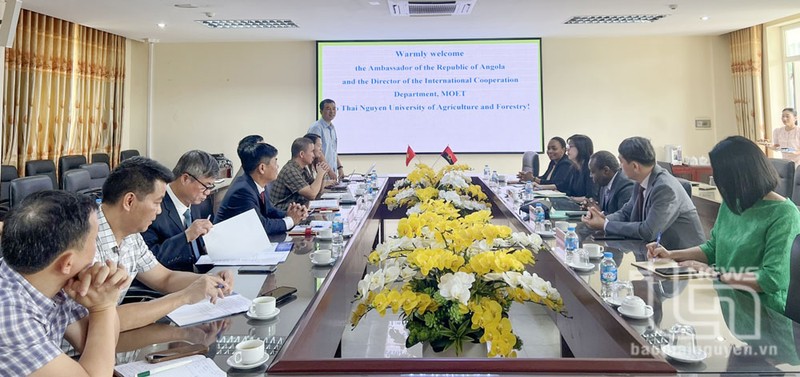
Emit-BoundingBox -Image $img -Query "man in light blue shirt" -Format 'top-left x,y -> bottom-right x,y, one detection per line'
308,99 -> 344,180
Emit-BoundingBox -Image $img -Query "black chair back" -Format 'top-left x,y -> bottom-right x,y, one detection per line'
657,161 -> 674,175
91,153 -> 110,166
9,176 -> 54,207
787,234 -> 800,323
675,177 -> 692,198
58,155 -> 87,188
770,158 -> 795,199
80,163 -> 110,192
62,169 -> 92,194
522,151 -> 540,178
1,165 -> 19,204
792,165 -> 800,206
120,149 -> 140,161
25,159 -> 57,189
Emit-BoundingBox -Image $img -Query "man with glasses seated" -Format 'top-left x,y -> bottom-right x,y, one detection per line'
142,150 -> 218,271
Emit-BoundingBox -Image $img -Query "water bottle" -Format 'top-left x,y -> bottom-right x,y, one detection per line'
332,213 -> 344,235
491,170 -> 499,188
600,252 -> 618,299
483,164 -> 491,180
370,170 -> 379,189
565,225 -> 579,264
331,232 -> 344,260
533,203 -> 546,229
524,181 -> 534,201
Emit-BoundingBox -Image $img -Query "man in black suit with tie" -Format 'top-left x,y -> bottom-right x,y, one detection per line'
587,150 -> 634,215
142,150 -> 218,271
216,142 -> 306,234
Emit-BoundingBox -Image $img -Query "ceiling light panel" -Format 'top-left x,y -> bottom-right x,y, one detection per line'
565,14 -> 667,24
197,19 -> 299,29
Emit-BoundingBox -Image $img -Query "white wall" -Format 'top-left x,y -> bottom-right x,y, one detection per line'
122,39 -> 148,153
131,36 -> 736,175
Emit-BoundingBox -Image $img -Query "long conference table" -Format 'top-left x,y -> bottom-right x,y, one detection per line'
114,176 -> 800,376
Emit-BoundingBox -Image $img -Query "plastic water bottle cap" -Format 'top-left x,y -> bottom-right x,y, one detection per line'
567,226 -> 575,231
535,203 -> 542,207
603,252 -> 613,258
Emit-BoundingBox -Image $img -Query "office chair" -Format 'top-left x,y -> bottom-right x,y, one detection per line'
62,169 -> 93,197
521,151 -> 540,178
25,159 -> 58,189
80,163 -> 110,195
786,234 -> 800,323
769,158 -> 795,199
1,165 -> 19,205
58,155 -> 87,189
675,177 -> 692,198
91,152 -> 111,167
792,165 -> 800,206
656,161 -> 674,175
120,149 -> 140,161
9,175 -> 54,207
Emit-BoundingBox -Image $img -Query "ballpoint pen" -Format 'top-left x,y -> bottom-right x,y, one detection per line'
136,358 -> 194,377
652,231 -> 662,262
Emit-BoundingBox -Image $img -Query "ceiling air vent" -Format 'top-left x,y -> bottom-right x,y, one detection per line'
388,0 -> 476,16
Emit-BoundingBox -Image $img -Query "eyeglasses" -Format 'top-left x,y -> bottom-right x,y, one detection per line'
186,172 -> 215,192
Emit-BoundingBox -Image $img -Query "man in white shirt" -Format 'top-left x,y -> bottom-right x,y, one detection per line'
308,99 -> 345,180
95,157 -> 235,331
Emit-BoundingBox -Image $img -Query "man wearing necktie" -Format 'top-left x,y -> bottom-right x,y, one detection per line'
582,137 -> 705,250
584,150 -> 634,215
143,150 -> 218,271
216,142 -> 307,234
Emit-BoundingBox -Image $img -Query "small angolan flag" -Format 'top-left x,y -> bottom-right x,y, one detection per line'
405,145 -> 416,166
440,146 -> 458,165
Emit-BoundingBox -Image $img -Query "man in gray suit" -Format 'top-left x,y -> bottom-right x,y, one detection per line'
582,137 -> 705,249
588,151 -> 634,215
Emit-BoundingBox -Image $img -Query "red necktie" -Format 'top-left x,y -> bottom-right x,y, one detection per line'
259,191 -> 266,208
634,185 -> 645,220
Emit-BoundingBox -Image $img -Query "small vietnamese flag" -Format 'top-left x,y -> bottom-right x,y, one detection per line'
405,145 -> 416,166
440,146 -> 458,165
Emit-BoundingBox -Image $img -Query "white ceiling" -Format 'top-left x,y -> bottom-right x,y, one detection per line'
20,0 -> 800,43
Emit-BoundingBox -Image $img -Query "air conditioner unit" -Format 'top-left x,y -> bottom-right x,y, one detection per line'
388,0 -> 476,16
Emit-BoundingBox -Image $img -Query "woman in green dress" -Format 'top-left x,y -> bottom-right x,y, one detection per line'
647,136 -> 800,314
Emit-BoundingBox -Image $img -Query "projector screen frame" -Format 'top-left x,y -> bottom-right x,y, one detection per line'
316,37 -> 545,156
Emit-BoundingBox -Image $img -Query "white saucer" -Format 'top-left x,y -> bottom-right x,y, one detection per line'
311,259 -> 335,266
604,297 -> 623,307
245,307 -> 280,321
661,345 -> 707,363
343,231 -> 354,238
568,262 -> 595,272
587,252 -> 604,259
617,305 -> 654,319
536,230 -> 556,238
315,234 -> 334,240
226,353 -> 270,369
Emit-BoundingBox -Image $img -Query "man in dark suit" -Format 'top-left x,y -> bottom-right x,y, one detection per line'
587,150 -> 634,215
582,137 -> 705,250
142,150 -> 219,271
216,142 -> 306,234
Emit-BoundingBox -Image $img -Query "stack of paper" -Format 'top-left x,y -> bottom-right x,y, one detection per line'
309,199 -> 340,211
114,355 -> 225,377
199,209 -> 286,265
166,293 -> 251,326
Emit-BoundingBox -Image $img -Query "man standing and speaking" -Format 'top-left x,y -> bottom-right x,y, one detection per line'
308,99 -> 344,181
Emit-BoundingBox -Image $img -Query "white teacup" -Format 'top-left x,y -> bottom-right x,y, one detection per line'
233,339 -> 265,365
251,296 -> 276,317
620,296 -> 650,317
318,228 -> 333,238
584,243 -> 604,257
554,221 -> 570,232
310,249 -> 332,264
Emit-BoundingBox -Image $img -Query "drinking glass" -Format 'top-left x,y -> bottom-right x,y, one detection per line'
611,281 -> 634,303
577,247 -> 589,266
668,324 -> 698,351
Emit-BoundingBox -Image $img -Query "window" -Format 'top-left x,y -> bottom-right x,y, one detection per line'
784,23 -> 800,109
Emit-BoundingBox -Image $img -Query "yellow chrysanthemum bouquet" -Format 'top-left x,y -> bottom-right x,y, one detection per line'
351,199 -> 565,357
385,163 -> 490,216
